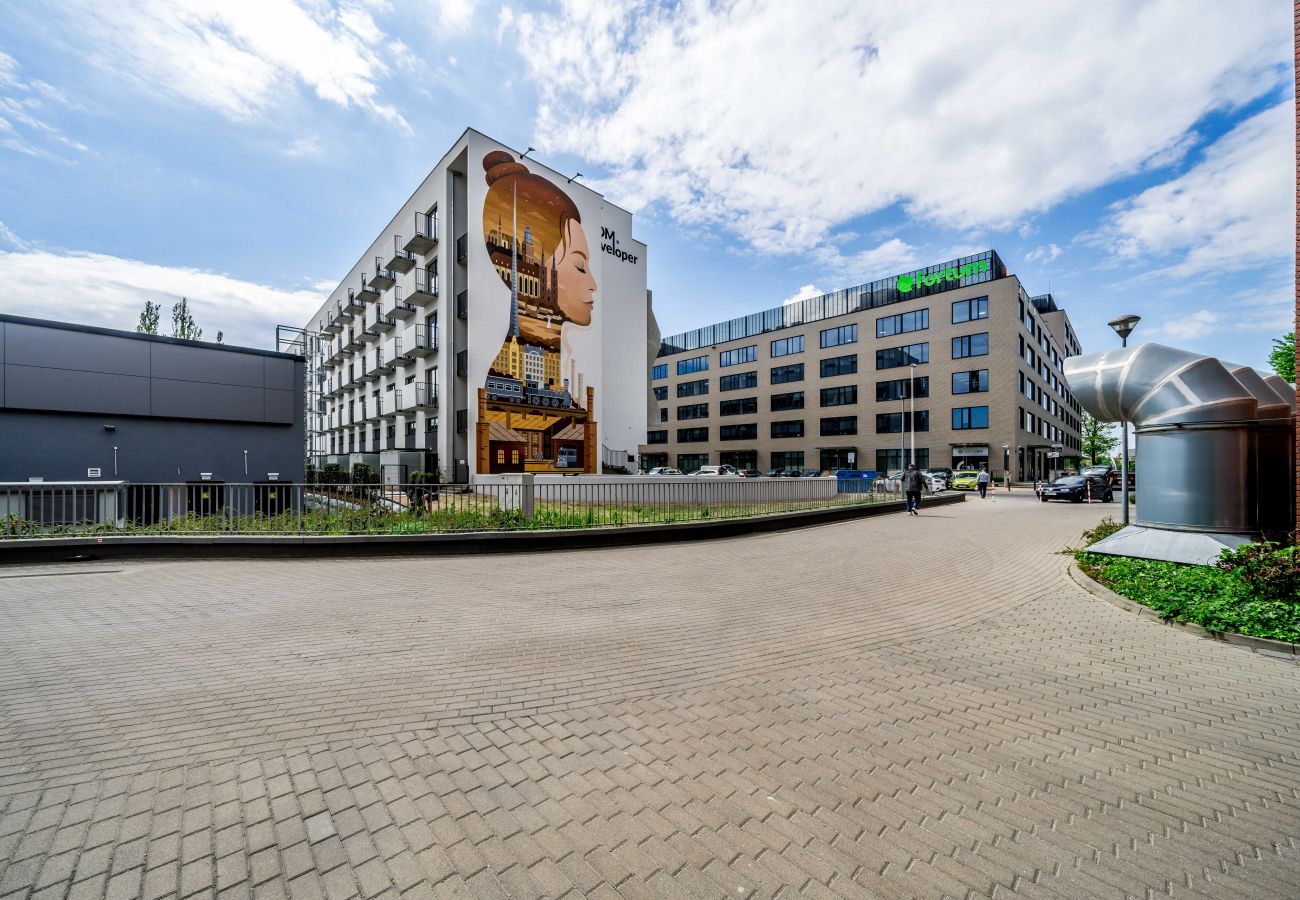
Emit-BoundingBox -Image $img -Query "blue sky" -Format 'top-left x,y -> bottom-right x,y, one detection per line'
0,0 -> 1294,373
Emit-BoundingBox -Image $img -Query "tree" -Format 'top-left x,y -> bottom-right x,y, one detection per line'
135,301 -> 161,335
216,331 -> 224,344
1080,413 -> 1118,465
1268,331 -> 1295,382
171,297 -> 202,341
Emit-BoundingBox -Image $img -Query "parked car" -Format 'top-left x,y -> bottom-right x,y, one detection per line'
1079,464 -> 1118,487
643,467 -> 682,476
923,472 -> 946,492
737,469 -> 761,478
762,468 -> 783,478
801,470 -> 824,477
926,467 -> 954,487
691,465 -> 740,476
1038,474 -> 1113,503
950,470 -> 980,491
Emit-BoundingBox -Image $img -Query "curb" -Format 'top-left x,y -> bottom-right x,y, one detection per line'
0,493 -> 967,564
1067,559 -> 1299,666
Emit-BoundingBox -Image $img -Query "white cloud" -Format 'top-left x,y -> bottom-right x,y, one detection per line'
1026,243 -> 1063,264
1102,101 -> 1294,273
0,220 -> 30,251
282,136 -> 323,157
69,0 -> 409,128
514,1 -> 1289,263
782,284 -> 822,306
813,237 -> 917,280
0,51 -> 89,160
0,247 -> 324,349
1153,309 -> 1221,341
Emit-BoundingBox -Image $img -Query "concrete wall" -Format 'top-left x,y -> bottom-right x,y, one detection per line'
476,473 -> 838,504
0,316 -> 304,483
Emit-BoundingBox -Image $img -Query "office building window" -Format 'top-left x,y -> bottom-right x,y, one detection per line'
677,453 -> 709,472
952,369 -> 989,394
771,420 -> 804,438
953,406 -> 990,429
651,363 -> 668,380
720,423 -> 758,441
652,385 -> 667,401
659,409 -> 668,422
719,397 -> 758,416
876,376 -> 929,401
875,411 -> 929,433
821,385 -> 857,407
876,343 -> 928,369
640,453 -> 668,470
647,430 -> 667,444
876,309 -> 928,338
720,451 -> 758,470
820,449 -> 856,472
820,354 -> 858,378
820,323 -> 858,348
952,296 -> 989,323
771,335 -> 804,357
952,333 -> 989,359
771,451 -> 805,472
677,379 -> 708,397
719,371 -> 758,391
771,363 -> 805,384
719,345 -> 757,367
876,448 -> 930,473
677,427 -> 709,442
677,403 -> 709,420
676,355 -> 709,375
820,416 -> 858,436
770,391 -> 804,411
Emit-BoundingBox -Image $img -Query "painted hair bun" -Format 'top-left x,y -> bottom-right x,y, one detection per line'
484,151 -> 529,186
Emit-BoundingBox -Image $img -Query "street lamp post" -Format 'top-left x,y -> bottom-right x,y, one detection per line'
1107,314 -> 1141,526
1002,444 -> 1010,490
909,363 -> 917,469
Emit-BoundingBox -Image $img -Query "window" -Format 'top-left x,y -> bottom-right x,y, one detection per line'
771,391 -> 804,411
771,335 -> 804,357
820,385 -> 857,407
876,449 -> 929,473
677,427 -> 709,442
876,309 -> 928,337
719,345 -> 757,367
820,323 -> 858,348
720,423 -> 757,440
952,333 -> 989,359
875,411 -> 929,433
647,430 -> 668,444
677,454 -> 709,473
820,449 -> 855,472
659,408 -> 668,422
820,355 -> 858,378
652,385 -> 667,401
771,363 -> 805,384
876,376 -> 929,401
719,371 -> 758,391
651,364 -> 668,380
771,451 -> 804,472
771,420 -> 804,438
640,453 -> 668,470
677,403 -> 708,420
953,406 -> 990,429
952,370 -> 989,394
820,416 -> 858,436
952,296 -> 989,323
676,355 -> 709,375
719,397 -> 758,416
677,379 -> 708,397
876,343 -> 928,369
720,450 -> 758,469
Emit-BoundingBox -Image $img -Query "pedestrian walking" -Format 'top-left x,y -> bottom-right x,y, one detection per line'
901,463 -> 925,515
976,465 -> 991,499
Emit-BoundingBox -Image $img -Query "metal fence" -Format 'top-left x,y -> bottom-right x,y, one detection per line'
0,478 -> 904,539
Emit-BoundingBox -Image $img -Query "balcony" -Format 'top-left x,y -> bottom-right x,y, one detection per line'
411,325 -> 438,357
409,268 -> 438,305
389,286 -> 418,320
344,330 -> 364,353
410,383 -> 438,410
356,275 -> 380,304
342,290 -> 365,315
387,236 -> 416,273
371,257 -> 396,291
372,307 -> 396,332
403,211 -> 438,255
359,356 -> 379,383
361,312 -> 382,343
379,340 -> 399,372
382,391 -> 401,418
322,307 -> 344,334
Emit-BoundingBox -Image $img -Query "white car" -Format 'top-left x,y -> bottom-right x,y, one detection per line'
690,465 -> 740,476
643,467 -> 683,476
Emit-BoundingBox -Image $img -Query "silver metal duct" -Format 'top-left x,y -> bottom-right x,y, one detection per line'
1223,363 -> 1295,534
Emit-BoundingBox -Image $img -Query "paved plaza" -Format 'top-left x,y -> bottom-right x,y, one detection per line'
1,492 -> 1298,899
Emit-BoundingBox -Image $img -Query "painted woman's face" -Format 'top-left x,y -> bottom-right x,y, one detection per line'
555,219 -> 596,326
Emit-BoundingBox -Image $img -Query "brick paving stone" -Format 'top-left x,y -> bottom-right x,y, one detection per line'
2,494 -> 1299,897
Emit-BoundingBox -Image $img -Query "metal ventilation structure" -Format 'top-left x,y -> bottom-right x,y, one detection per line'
1063,343 -> 1297,565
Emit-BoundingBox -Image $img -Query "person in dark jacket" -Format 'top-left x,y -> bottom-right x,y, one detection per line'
901,464 -> 925,515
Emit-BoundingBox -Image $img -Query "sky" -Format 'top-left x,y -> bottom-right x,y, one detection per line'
0,0 -> 1294,372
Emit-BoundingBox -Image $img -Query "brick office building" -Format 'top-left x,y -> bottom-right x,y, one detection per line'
639,251 -> 1084,480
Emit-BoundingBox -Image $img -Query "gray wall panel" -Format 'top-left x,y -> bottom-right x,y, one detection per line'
0,322 -> 5,406
5,323 -> 151,375
151,379 -> 266,422
150,343 -> 266,387
4,365 -> 151,415
264,356 -> 295,391
264,388 -> 295,424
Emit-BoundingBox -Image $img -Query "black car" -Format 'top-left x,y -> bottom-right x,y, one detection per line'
926,467 -> 955,487
1039,474 -> 1113,503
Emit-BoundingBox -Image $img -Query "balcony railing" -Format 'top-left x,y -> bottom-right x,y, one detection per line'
387,235 -> 416,273
343,289 -> 365,314
356,275 -> 380,303
324,303 -> 345,332
411,383 -> 438,409
380,340 -> 399,371
382,390 -> 401,418
389,286 -> 417,319
410,268 -> 438,304
403,212 -> 438,255
371,257 -> 396,291
412,325 -> 438,356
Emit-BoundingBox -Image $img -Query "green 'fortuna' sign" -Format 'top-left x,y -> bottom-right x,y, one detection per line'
897,259 -> 989,293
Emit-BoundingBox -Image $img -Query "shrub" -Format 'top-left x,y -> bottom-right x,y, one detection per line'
1081,516 -> 1123,546
320,463 -> 345,486
1216,542 -> 1300,607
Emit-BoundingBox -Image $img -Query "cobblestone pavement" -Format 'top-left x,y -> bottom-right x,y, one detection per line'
1,492 -> 1299,899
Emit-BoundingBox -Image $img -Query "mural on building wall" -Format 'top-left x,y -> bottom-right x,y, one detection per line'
477,151 -> 598,473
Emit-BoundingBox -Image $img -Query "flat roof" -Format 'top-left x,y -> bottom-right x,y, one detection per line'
0,314 -> 303,361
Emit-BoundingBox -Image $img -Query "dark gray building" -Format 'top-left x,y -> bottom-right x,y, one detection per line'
0,315 -> 305,485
